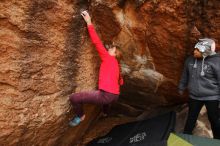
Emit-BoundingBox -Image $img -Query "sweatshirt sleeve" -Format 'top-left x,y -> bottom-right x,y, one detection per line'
213,59 -> 220,93
87,24 -> 109,61
178,58 -> 189,91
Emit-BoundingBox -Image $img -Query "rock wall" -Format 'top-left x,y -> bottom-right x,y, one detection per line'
0,0 -> 219,145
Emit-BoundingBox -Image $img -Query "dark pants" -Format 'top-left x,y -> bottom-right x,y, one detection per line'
69,90 -> 119,117
184,98 -> 220,139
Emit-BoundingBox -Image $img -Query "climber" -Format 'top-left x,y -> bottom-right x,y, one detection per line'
68,10 -> 123,127
178,38 -> 220,139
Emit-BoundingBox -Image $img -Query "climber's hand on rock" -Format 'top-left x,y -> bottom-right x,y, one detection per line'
81,10 -> 91,25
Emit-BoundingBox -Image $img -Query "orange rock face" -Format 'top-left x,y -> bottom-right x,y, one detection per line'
0,0 -> 220,145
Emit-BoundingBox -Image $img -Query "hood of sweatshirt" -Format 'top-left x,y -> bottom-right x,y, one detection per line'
194,38 -> 217,76
194,38 -> 216,57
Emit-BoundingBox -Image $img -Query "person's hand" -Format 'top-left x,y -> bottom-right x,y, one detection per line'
119,78 -> 124,86
81,10 -> 91,25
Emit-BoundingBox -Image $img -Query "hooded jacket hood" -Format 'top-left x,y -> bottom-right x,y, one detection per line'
194,38 -> 216,57
194,38 -> 216,76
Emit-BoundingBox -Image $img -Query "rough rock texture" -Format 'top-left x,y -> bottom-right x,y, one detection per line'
0,0 -> 220,145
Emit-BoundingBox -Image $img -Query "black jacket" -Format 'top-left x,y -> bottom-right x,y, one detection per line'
179,53 -> 220,98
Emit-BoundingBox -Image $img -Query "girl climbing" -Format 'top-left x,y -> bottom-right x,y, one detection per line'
69,10 -> 123,127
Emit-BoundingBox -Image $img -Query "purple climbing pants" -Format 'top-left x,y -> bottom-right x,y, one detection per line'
69,90 -> 119,117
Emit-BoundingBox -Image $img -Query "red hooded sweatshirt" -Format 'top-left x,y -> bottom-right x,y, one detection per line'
87,24 -> 123,94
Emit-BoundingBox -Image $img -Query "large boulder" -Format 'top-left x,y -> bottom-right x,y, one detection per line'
0,0 -> 219,145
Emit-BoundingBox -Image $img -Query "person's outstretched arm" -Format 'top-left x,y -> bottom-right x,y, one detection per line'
81,11 -> 109,61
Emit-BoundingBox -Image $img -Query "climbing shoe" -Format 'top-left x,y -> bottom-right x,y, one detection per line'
69,116 -> 81,127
